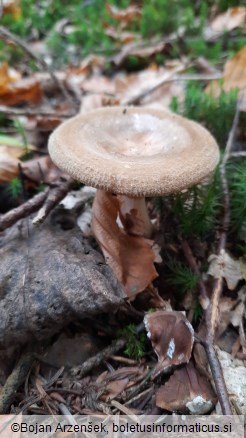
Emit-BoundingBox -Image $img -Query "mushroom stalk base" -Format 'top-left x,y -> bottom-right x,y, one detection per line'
118,195 -> 154,238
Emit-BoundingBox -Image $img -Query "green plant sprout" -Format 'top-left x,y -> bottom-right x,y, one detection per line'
165,257 -> 198,294
6,176 -> 22,199
13,119 -> 29,155
193,300 -> 203,324
171,171 -> 220,238
117,324 -> 146,360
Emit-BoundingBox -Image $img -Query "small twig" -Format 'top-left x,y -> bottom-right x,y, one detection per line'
0,353 -> 36,414
69,339 -> 126,378
181,239 -> 232,415
0,26 -> 78,108
125,368 -> 154,400
221,98 -> 242,166
205,344 -> 232,415
59,403 -> 75,418
0,188 -> 49,232
229,151 -> 246,158
0,105 -> 75,118
124,387 -> 153,407
125,72 -> 222,106
110,355 -> 138,365
208,99 -> 242,340
111,400 -> 138,417
32,177 -> 75,225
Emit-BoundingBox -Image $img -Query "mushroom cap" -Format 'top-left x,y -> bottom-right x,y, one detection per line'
48,106 -> 220,197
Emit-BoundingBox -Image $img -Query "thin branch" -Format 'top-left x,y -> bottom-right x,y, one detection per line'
229,151 -> 246,158
32,177 -> 75,225
209,98 -> 242,337
69,339 -> 126,378
181,238 -> 232,414
0,105 -> 75,118
125,72 -> 222,106
0,188 -> 49,232
0,26 -> 79,108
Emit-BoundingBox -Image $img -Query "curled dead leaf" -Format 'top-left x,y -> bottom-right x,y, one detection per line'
111,40 -> 171,67
156,362 -> 216,414
0,76 -> 42,106
106,4 -> 141,23
0,155 -> 20,182
144,310 -> 194,375
92,190 -> 159,299
22,155 -> 63,184
2,0 -> 21,19
211,7 -> 246,33
206,46 -> 246,111
207,249 -> 243,290
0,142 -> 26,182
0,62 -> 21,90
104,26 -> 136,45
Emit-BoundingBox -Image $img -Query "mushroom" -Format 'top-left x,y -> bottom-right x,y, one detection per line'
48,106 -> 219,294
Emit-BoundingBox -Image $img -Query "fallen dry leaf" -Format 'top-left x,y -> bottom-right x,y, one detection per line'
104,25 -> 137,45
223,45 -> 246,92
207,249 -> 244,290
111,40 -> 171,67
67,54 -> 105,79
144,310 -> 194,375
206,46 -> 246,110
2,0 -> 21,19
216,296 -> 241,335
211,7 -> 246,33
0,62 -> 21,90
0,143 -> 61,184
156,362 -> 216,414
80,93 -> 119,113
0,63 -> 42,105
106,3 -> 141,24
115,64 -> 185,106
92,190 -> 159,298
22,155 -> 62,184
0,140 -> 30,182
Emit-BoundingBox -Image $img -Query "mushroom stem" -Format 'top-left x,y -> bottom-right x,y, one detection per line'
118,195 -> 154,238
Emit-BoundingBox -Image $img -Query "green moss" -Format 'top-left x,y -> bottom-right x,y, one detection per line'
171,170 -> 220,238
6,177 -> 22,199
165,257 -> 198,294
117,324 -> 146,360
171,82 -> 238,146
